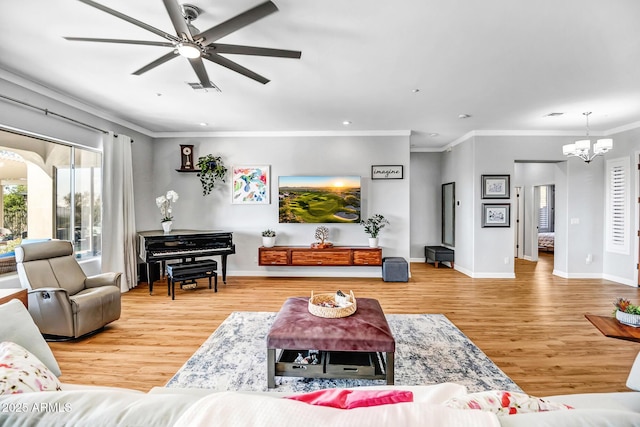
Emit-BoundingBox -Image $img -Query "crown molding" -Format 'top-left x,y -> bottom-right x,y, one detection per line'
150,130 -> 412,138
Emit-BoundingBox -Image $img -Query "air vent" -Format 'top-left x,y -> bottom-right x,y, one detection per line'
186,82 -> 221,92
544,112 -> 564,117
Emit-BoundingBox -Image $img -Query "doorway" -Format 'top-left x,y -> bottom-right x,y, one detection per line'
536,184 -> 555,256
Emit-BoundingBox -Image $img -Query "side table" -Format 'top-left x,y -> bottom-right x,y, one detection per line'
585,314 -> 640,343
0,288 -> 28,308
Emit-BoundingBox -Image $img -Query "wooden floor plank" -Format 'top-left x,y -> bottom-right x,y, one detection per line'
49,253 -> 640,396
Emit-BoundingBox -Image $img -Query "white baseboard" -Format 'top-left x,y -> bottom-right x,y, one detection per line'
553,270 -> 636,286
603,273 -> 637,287
471,272 -> 516,279
454,265 -> 473,278
554,271 -> 602,279
552,269 -> 568,278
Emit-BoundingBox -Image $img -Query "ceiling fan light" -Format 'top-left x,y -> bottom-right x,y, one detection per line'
177,43 -> 201,59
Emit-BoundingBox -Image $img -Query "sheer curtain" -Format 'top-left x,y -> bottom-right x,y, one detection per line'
102,132 -> 137,292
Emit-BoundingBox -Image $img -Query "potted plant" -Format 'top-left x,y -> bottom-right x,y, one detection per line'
196,154 -> 227,196
156,190 -> 179,233
614,298 -> 640,327
360,214 -> 389,248
262,229 -> 276,247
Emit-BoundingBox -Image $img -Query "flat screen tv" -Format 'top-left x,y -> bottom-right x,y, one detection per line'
278,176 -> 361,223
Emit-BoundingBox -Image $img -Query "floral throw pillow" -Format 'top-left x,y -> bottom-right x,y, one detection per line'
443,390 -> 573,416
0,341 -> 62,394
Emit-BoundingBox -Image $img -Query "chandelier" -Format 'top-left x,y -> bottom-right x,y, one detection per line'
562,112 -> 613,163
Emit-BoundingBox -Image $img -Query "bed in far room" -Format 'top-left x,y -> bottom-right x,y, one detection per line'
538,232 -> 554,252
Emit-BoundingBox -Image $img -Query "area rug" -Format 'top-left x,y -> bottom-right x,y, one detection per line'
166,312 -> 521,393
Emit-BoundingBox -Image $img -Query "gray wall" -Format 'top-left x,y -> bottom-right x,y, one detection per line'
145,135 -> 411,277
1,73 -> 638,285
414,133 -> 638,285
409,152 -> 441,259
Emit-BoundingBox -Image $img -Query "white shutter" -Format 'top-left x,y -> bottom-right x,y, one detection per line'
605,157 -> 630,254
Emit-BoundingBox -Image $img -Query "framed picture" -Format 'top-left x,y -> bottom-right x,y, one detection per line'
372,165 -> 403,180
482,203 -> 510,227
481,174 -> 510,199
231,165 -> 270,204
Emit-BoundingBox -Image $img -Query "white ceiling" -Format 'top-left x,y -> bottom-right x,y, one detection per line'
1,0 -> 640,149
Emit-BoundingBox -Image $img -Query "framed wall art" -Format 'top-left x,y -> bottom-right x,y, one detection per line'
371,165 -> 403,180
481,174 -> 510,199
482,203 -> 510,228
232,165 -> 270,204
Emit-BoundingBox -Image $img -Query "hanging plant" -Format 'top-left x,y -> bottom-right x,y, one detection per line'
196,154 -> 227,196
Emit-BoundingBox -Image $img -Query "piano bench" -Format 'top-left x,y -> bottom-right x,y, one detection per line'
166,260 -> 218,300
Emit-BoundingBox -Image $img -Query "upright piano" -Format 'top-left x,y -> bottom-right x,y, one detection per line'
137,229 -> 235,292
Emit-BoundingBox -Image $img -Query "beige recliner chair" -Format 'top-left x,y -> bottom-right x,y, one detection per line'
15,240 -> 122,339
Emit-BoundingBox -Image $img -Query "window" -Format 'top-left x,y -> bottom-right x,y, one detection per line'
605,157 -> 630,254
0,129 -> 102,272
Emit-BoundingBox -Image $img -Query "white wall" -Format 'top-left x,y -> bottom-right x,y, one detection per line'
146,135 -> 411,277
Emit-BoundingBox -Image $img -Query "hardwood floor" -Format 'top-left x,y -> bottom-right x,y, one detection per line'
49,253 -> 640,397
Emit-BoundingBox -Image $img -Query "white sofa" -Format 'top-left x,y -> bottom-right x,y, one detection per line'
2,299 -> 640,426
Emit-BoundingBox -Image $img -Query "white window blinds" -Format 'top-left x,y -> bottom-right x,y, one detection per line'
605,157 -> 629,254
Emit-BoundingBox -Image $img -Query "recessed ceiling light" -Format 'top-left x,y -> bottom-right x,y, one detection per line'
544,112 -> 564,117
199,122 -> 208,127
342,120 -> 352,126
458,114 -> 471,119
412,89 -> 420,93
428,133 -> 439,137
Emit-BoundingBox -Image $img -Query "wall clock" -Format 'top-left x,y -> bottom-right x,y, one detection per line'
180,145 -> 194,170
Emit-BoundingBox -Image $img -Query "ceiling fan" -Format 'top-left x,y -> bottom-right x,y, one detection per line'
65,0 -> 302,89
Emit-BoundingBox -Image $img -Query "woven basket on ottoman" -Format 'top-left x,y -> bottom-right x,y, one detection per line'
308,290 -> 356,318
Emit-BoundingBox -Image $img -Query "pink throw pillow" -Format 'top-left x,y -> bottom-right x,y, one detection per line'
286,388 -> 413,409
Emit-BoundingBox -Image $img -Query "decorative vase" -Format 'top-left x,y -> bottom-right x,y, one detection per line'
616,310 -> 640,327
368,237 -> 379,248
162,221 -> 172,233
262,236 -> 276,248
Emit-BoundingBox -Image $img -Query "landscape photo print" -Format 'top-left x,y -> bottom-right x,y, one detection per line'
278,176 -> 361,223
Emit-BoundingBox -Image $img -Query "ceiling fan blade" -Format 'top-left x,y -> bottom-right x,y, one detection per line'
162,0 -> 193,41
188,58 -> 214,88
132,51 -> 179,75
208,44 -> 301,59
196,1 -> 278,43
204,54 -> 269,84
64,37 -> 174,47
78,0 -> 179,42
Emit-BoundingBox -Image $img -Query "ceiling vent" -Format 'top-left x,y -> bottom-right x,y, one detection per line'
187,82 -> 221,92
